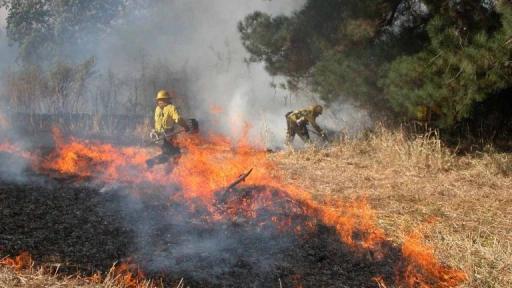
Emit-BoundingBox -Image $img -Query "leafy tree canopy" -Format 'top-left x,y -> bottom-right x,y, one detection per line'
0,0 -> 145,65
238,0 -> 512,127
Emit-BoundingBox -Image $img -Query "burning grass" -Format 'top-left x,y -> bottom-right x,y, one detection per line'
270,126 -> 512,288
0,254 -> 155,288
1,125 -> 509,287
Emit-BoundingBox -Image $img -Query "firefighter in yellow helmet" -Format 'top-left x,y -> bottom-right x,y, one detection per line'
145,90 -> 191,170
285,104 -> 327,146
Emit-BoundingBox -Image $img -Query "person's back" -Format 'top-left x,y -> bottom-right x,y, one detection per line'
155,103 -> 181,133
285,104 -> 325,146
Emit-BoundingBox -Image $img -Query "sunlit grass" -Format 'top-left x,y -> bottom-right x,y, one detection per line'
270,125 -> 512,288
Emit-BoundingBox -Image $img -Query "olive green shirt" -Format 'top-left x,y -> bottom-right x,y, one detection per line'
288,108 -> 323,134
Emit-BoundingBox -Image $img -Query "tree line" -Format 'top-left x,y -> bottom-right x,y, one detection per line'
238,0 -> 512,133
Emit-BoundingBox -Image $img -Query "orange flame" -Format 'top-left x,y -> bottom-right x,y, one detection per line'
401,232 -> 467,287
110,262 -> 147,288
1,126 -> 467,287
0,141 -> 35,161
38,127 -> 158,184
1,252 -> 32,270
0,252 -> 153,288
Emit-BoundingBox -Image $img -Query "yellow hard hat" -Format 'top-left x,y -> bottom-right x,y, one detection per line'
310,104 -> 323,115
155,90 -> 172,100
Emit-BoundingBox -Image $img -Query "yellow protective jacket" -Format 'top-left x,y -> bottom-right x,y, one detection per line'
154,104 -> 182,133
287,108 -> 323,134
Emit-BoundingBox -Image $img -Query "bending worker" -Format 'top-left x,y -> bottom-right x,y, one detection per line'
145,90 -> 191,170
285,104 -> 327,146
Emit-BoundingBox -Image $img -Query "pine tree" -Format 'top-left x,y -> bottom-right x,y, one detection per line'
239,0 -> 512,127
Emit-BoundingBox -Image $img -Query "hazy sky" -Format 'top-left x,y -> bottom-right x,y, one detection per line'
0,1 -> 371,149
0,7 -> 17,68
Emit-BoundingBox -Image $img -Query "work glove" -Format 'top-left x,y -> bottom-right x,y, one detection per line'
149,129 -> 158,140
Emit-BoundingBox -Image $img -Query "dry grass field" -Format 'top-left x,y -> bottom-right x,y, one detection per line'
270,127 -> 512,288
1,126 -> 511,288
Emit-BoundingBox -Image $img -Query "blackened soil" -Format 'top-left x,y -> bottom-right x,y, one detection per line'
0,180 -> 133,273
0,176 -> 415,288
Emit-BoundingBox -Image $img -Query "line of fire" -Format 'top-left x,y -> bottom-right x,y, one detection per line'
0,124 -> 467,287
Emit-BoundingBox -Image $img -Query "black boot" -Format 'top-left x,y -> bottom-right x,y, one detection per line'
145,159 -> 155,169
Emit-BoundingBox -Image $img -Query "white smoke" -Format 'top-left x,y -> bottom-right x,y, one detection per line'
0,2 -> 373,280
1,1 -> 371,150
0,7 -> 17,68
0,7 -> 6,26
95,0 -> 370,150
0,7 -> 24,182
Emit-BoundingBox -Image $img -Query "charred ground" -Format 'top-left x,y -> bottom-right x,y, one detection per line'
0,155 -> 411,287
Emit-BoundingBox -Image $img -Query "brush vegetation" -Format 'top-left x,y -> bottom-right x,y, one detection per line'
1,126 -> 511,288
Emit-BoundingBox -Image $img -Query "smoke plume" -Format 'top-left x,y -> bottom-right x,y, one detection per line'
96,0 -> 370,149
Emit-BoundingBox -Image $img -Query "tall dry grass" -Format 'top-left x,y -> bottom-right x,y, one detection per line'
270,125 -> 512,288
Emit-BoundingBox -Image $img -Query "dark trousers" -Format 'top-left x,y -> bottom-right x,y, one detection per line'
163,136 -> 181,156
286,116 -> 310,145
146,136 -> 182,171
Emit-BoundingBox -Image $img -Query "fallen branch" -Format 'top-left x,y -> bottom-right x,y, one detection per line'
215,168 -> 253,205
225,168 -> 253,192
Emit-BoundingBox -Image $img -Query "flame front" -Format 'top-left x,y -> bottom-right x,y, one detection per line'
0,127 -> 467,287
401,233 -> 467,287
38,127 -> 154,184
